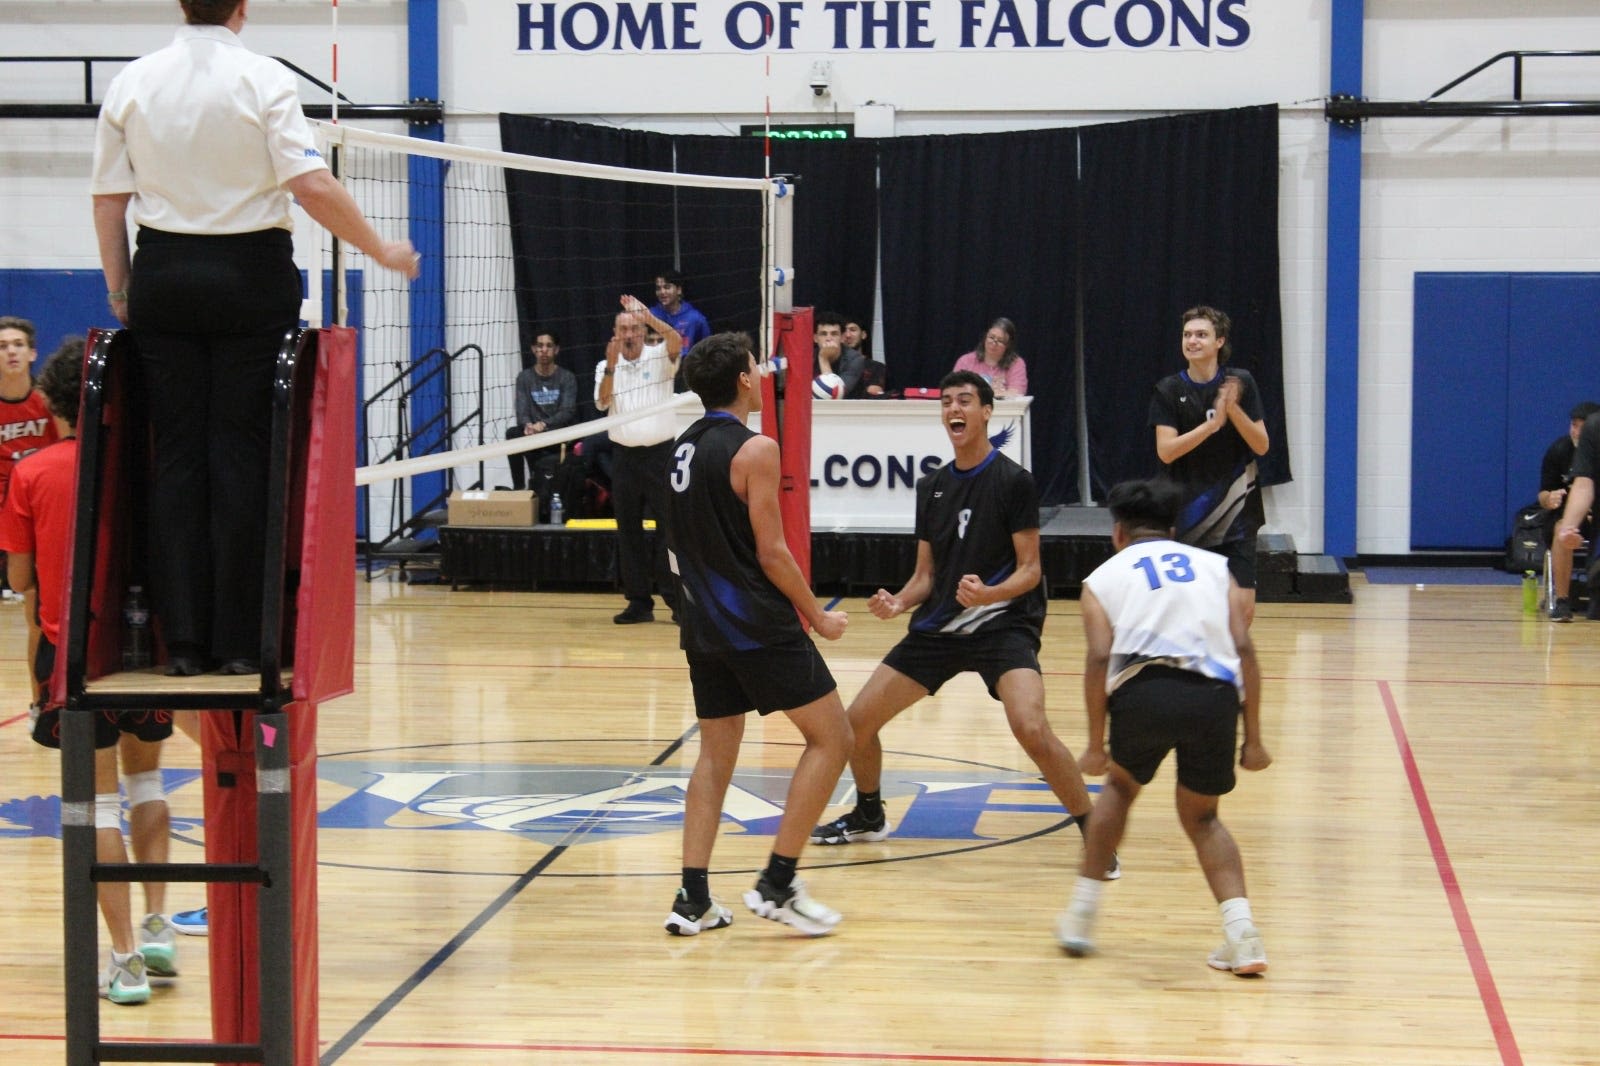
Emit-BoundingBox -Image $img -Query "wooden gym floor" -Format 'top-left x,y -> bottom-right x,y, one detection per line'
0,575 -> 1596,1066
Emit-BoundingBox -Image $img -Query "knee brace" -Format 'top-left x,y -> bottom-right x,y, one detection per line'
124,770 -> 165,809
95,792 -> 123,831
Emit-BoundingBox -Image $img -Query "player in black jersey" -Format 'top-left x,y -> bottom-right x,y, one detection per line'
662,332 -> 853,938
812,371 -> 1113,878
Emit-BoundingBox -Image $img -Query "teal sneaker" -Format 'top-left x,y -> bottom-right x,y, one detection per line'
99,952 -> 151,1006
138,913 -> 178,978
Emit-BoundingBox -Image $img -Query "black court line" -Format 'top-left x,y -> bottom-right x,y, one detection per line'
318,721 -> 702,1066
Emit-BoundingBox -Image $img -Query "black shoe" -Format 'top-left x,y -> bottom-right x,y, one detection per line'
670,610 -> 681,625
164,653 -> 208,677
614,606 -> 654,625
218,659 -> 259,676
811,808 -> 891,845
1551,598 -> 1574,622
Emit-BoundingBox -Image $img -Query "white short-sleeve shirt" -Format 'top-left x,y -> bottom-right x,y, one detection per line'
91,25 -> 327,235
594,342 -> 677,447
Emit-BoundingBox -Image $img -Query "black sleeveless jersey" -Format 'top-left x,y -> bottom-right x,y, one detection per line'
1147,367 -> 1266,548
907,449 -> 1047,636
666,413 -> 802,654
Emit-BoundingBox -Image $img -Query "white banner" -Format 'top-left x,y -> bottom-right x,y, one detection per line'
446,0 -> 1326,114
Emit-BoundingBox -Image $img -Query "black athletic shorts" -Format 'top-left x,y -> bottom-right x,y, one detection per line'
31,635 -> 173,750
883,626 -> 1041,700
1108,664 -> 1240,796
1211,537 -> 1257,591
687,639 -> 837,719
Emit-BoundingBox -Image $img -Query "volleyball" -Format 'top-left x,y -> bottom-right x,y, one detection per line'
812,373 -> 845,399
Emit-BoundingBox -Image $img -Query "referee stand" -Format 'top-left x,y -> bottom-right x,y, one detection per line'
57,325 -> 357,1065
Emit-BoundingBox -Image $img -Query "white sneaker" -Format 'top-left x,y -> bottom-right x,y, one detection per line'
1207,925 -> 1268,975
99,951 -> 151,1005
663,889 -> 733,936
1054,904 -> 1097,957
138,913 -> 178,978
743,875 -> 841,936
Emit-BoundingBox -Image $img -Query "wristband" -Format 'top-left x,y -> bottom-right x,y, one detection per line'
107,290 -> 128,302
602,367 -> 615,376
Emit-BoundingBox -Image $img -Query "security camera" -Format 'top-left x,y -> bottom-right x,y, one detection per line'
809,61 -> 831,97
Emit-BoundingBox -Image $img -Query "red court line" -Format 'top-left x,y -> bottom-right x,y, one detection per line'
361,1040 -> 1280,1065
0,710 -> 30,730
1377,680 -> 1522,1066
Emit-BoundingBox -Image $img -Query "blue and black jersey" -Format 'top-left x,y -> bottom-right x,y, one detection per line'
1148,367 -> 1266,548
907,450 -> 1046,636
666,413 -> 801,654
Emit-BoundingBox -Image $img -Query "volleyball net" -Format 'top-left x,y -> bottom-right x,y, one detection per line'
311,121 -> 790,537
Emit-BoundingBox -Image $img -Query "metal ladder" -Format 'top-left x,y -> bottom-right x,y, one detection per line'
59,327 -> 316,1065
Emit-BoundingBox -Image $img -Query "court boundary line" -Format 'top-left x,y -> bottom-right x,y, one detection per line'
1377,679 -> 1523,1066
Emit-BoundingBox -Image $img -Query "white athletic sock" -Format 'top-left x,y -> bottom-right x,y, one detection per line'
1219,896 -> 1254,940
1071,876 -> 1103,913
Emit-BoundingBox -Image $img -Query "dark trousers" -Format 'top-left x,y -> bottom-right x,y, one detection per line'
612,438 -> 676,610
129,227 -> 301,662
504,424 -> 560,494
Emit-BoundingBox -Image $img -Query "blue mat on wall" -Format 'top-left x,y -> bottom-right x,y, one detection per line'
1362,567 -> 1521,586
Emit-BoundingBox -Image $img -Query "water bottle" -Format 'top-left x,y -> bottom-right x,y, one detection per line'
1522,571 -> 1538,615
122,586 -> 152,670
549,493 -> 565,526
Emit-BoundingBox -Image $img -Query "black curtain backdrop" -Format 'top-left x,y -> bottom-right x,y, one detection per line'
1077,105 -> 1290,496
497,107 -> 1288,506
673,135 -> 880,336
879,128 -> 1080,503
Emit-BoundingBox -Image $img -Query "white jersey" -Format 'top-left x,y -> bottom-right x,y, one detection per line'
1082,537 -> 1242,698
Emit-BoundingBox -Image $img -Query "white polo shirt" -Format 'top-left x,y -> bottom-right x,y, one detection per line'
594,341 -> 677,447
91,25 -> 327,235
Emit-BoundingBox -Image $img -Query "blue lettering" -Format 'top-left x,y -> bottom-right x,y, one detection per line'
1034,0 -> 1065,46
824,454 -> 849,487
1068,0 -> 1109,47
985,0 -> 1029,47
516,2 -> 557,51
888,455 -> 918,489
672,3 -> 701,48
852,455 -> 883,486
823,1 -> 854,48
562,3 -> 608,51
906,1 -> 934,47
1216,0 -> 1249,45
1168,0 -> 1209,45
726,1 -> 773,49
896,781 -> 1067,840
959,0 -> 985,48
861,1 -> 900,48
920,456 -> 942,477
1114,0 -> 1163,47
615,3 -> 666,49
774,1 -> 803,48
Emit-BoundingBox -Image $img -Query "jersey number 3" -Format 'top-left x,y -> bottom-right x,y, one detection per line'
1132,552 -> 1195,590
670,443 -> 695,493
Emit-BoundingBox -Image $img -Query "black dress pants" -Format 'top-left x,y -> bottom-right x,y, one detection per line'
611,438 -> 676,610
128,227 -> 301,663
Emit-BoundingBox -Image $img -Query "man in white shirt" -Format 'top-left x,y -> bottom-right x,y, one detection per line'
594,295 -> 683,623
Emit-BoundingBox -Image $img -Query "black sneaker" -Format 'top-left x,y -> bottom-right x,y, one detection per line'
741,875 -> 841,936
1104,852 -> 1122,881
614,605 -> 655,625
663,888 -> 731,936
811,807 -> 890,845
1552,598 -> 1574,622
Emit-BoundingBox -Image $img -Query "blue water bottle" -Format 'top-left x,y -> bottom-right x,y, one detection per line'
549,493 -> 565,526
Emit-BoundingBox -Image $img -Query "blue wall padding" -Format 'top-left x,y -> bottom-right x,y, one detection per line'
1413,272 -> 1600,550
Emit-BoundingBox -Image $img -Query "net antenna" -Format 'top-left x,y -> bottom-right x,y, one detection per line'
309,121 -> 787,543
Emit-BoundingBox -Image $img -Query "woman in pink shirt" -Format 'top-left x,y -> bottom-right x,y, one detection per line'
952,317 -> 1027,397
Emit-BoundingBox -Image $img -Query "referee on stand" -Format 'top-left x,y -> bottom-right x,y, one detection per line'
91,0 -> 419,676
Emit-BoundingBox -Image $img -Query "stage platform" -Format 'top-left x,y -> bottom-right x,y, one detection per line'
437,508 -> 1350,603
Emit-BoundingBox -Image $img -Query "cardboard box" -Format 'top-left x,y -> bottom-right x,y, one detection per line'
448,490 -> 536,527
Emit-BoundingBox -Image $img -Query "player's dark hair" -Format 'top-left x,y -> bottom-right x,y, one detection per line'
1106,479 -> 1183,539
532,329 -> 561,349
1181,305 -> 1233,365
181,0 -> 242,25
0,316 -> 37,349
939,369 -> 993,408
682,332 -> 754,409
36,336 -> 84,428
655,268 -> 685,289
814,310 -> 845,332
1571,401 -> 1600,422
